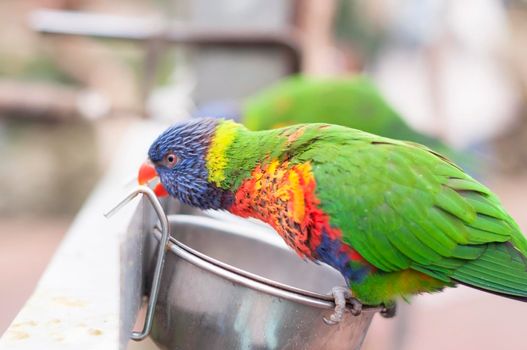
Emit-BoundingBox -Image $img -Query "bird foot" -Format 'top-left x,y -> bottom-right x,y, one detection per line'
323,286 -> 362,325
380,302 -> 397,318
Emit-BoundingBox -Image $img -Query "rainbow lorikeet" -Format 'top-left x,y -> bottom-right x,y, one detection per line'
139,118 -> 527,321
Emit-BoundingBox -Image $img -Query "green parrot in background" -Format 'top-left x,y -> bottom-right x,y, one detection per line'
243,75 -> 448,153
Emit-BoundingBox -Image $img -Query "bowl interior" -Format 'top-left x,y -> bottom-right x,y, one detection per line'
169,217 -> 347,297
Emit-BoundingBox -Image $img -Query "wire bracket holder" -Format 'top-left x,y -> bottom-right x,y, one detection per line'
105,185 -> 170,341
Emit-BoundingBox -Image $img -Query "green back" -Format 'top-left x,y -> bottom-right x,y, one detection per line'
227,123 -> 527,297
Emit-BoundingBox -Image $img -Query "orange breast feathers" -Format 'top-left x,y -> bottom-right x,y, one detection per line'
229,160 -> 340,257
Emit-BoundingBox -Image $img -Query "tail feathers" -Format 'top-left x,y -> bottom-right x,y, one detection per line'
451,242 -> 527,300
455,282 -> 527,302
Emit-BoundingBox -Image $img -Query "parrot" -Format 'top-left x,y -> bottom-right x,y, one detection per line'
138,118 -> 527,322
196,75 -> 471,171
243,75 -> 446,150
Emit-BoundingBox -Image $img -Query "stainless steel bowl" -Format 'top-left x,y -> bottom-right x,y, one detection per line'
148,215 -> 378,350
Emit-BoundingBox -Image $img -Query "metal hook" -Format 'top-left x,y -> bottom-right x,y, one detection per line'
104,185 -> 170,341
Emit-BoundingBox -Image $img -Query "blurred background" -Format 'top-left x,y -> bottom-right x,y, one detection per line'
1,0 -> 527,349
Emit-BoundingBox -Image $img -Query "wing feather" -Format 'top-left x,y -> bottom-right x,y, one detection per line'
292,127 -> 527,283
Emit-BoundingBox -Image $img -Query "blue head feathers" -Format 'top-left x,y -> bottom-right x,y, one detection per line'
147,118 -> 232,209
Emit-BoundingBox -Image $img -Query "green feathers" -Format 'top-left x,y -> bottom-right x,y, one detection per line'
241,75 -> 480,174
452,243 -> 527,297
260,123 -> 527,303
243,75 -> 445,149
213,120 -> 527,304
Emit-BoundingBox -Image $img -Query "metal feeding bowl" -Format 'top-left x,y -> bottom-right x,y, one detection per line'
107,187 -> 379,349
147,214 -> 379,350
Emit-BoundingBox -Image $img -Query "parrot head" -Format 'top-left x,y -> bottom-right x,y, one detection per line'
138,118 -> 232,210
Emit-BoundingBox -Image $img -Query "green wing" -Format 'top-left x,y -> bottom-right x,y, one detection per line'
291,125 -> 527,297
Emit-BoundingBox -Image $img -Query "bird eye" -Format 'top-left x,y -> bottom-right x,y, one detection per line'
164,153 -> 178,168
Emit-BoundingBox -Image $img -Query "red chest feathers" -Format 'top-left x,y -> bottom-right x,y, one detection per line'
229,160 -> 340,257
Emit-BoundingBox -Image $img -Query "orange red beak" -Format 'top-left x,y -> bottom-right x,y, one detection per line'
138,160 -> 169,197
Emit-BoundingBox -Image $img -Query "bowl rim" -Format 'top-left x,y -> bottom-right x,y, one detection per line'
153,214 -> 381,312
